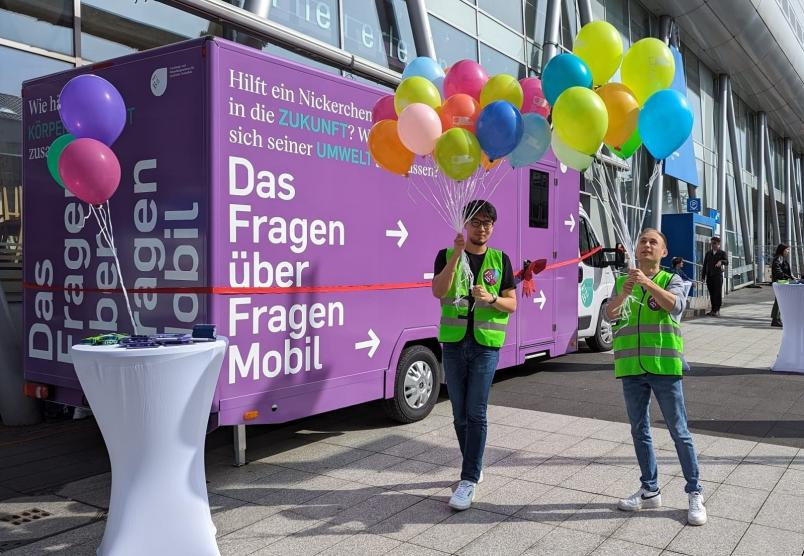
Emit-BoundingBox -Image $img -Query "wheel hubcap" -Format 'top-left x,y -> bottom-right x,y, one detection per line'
403,361 -> 434,410
600,319 -> 613,346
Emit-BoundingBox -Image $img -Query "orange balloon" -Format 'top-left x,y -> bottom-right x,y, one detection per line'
481,152 -> 502,171
368,120 -> 415,176
596,83 -> 639,149
439,93 -> 480,133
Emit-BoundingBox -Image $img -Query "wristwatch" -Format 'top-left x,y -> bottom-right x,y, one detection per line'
490,294 -> 498,305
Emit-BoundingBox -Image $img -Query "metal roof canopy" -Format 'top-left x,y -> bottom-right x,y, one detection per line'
639,0 -> 804,152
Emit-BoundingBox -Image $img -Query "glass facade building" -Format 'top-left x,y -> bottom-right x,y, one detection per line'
2,0 -> 803,294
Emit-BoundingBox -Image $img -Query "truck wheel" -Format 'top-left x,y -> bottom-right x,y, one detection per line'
586,305 -> 613,352
383,345 -> 441,424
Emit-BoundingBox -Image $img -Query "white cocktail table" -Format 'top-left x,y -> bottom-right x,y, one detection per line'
772,283 -> 804,374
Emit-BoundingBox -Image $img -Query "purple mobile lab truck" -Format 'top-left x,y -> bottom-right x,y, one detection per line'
23,38 -> 602,463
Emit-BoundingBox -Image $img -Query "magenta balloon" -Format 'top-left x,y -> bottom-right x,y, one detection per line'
58,138 -> 121,205
520,77 -> 550,117
372,95 -> 397,122
59,74 -> 126,146
397,103 -> 443,155
443,60 -> 489,101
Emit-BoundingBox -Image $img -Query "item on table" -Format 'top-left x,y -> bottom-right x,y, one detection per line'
81,333 -> 130,346
119,335 -> 160,349
152,333 -> 192,345
192,324 -> 217,341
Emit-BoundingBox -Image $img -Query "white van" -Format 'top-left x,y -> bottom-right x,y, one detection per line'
577,206 -> 617,352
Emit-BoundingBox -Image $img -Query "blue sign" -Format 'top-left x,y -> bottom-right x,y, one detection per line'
663,46 -> 700,187
709,209 -> 720,223
687,198 -> 701,213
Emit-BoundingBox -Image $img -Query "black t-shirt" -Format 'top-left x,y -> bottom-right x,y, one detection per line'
434,248 -> 515,334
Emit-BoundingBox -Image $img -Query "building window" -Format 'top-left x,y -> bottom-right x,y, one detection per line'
480,44 -> 526,78
342,0 -> 416,72
0,0 -> 74,56
525,0 -> 546,45
478,0 -> 523,33
429,15 -> 478,68
529,169 -> 550,228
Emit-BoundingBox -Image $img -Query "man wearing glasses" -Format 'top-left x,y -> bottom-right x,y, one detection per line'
431,200 -> 517,510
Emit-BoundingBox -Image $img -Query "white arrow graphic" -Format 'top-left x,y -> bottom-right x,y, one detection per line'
385,220 -> 408,247
355,329 -> 380,358
532,290 -> 547,310
564,213 -> 576,232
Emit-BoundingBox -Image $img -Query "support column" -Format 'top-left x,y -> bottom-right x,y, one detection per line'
785,139 -> 794,252
793,156 -> 804,274
577,0 -> 593,26
542,0 -> 563,68
716,75 -> 729,254
725,81 -> 754,276
763,123 -> 782,246
757,113 -> 767,281
406,0 -> 437,60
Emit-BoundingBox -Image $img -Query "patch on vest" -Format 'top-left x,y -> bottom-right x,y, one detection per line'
647,296 -> 660,311
483,269 -> 499,286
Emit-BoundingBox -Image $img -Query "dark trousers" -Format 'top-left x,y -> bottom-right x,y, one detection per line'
706,276 -> 723,312
772,297 -> 782,323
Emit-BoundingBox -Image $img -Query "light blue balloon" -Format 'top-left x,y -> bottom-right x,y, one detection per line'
476,101 -> 524,160
638,89 -> 693,160
509,114 -> 551,168
541,53 -> 593,106
402,57 -> 446,95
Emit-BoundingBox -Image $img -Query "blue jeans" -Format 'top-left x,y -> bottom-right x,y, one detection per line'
622,374 -> 702,494
442,335 -> 500,483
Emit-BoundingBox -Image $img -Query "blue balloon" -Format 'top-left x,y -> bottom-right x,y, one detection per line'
638,89 -> 693,160
541,53 -> 593,106
402,57 -> 446,95
509,114 -> 551,168
476,101 -> 524,160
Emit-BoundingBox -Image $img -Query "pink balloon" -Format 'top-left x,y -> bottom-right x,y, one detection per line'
58,138 -> 121,205
520,77 -> 550,117
443,60 -> 489,101
397,103 -> 442,155
372,95 -> 397,123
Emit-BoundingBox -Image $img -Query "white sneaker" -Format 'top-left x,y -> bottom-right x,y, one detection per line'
688,492 -> 707,525
449,480 -> 477,511
617,488 -> 662,511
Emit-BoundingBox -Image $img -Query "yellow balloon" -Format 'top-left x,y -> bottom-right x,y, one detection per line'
552,87 -> 608,155
621,38 -> 675,105
480,74 -> 524,109
573,21 -> 623,87
394,76 -> 442,115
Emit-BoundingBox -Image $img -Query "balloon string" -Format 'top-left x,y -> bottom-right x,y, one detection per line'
89,204 -> 139,335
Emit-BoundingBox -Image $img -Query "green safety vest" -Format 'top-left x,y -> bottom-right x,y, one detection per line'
438,248 -> 509,348
612,270 -> 684,378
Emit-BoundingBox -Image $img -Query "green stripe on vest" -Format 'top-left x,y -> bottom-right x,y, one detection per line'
439,247 -> 509,347
612,269 -> 684,378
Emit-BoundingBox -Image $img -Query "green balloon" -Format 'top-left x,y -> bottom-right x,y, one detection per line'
394,76 -> 442,115
434,128 -> 482,181
611,129 -> 641,159
47,133 -> 75,189
551,132 -> 593,171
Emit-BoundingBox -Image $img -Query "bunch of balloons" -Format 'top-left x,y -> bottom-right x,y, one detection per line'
47,74 -> 126,204
368,57 -> 552,181
545,20 -> 694,170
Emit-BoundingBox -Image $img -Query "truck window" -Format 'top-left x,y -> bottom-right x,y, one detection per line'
580,216 -> 604,267
529,169 -> 549,228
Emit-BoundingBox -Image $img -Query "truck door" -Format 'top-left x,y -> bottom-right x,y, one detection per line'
517,167 -> 555,350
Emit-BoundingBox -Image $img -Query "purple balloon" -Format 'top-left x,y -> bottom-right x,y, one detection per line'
59,75 -> 126,146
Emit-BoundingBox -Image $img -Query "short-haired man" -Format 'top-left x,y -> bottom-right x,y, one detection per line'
606,228 -> 707,526
702,237 -> 728,316
432,200 -> 516,510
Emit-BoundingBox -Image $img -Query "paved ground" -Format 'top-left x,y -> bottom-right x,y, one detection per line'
2,284 -> 804,555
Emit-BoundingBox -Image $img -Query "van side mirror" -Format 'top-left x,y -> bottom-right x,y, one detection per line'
601,245 -> 627,269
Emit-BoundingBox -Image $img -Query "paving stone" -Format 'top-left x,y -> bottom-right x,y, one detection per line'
249,522 -> 355,556
292,481 -> 384,521
325,453 -> 407,484
380,434 -> 441,459
524,413 -> 583,434
523,525 -> 605,555
732,523 -> 804,556
705,483 -> 769,523
318,532 -> 402,555
210,498 -> 279,538
218,510 -> 320,554
328,490 -> 423,532
521,457 -> 590,486
590,422 -> 635,444
369,458 -> 442,493
408,508 -> 504,554
700,437 -> 758,460
696,457 -> 740,484
524,433 -> 585,457
486,426 -> 550,450
485,451 -> 549,479
560,438 -> 622,460
559,463 -> 631,495
472,478 -> 552,516
250,472 -> 349,509
561,494 -> 632,537
55,473 -> 111,501
411,444 -> 463,466
458,517 -> 554,555
612,509 -> 687,549
591,538 -> 661,556
366,498 -> 453,541
666,515 -> 749,555
206,461 -> 285,491
2,520 -> 105,556
774,468 -> 804,498
743,441 -> 799,468
723,462 -> 786,491
754,492 -> 804,533
385,542 -> 449,556
515,486 -> 595,525
0,495 -> 105,545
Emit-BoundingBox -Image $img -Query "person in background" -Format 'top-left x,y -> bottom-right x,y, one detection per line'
771,243 -> 795,327
702,237 -> 728,317
672,257 -> 692,282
